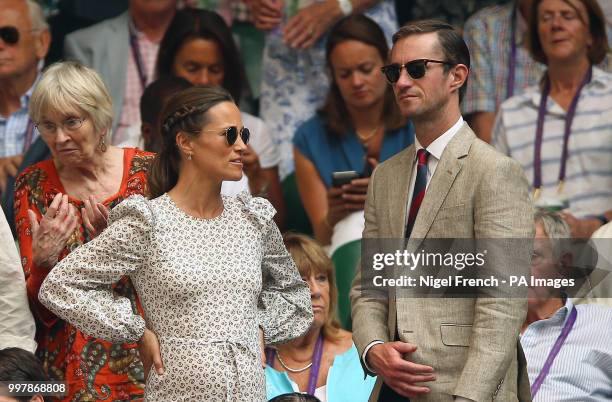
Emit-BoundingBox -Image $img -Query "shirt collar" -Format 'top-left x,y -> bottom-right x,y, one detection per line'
414,116 -> 464,161
559,296 -> 575,326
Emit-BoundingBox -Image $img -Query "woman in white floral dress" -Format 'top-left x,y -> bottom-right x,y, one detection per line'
39,86 -> 313,401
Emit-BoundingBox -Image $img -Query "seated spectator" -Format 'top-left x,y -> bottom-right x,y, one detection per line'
156,8 -> 285,226
250,0 -> 398,178
15,61 -> 153,400
463,0 -> 546,142
265,233 -> 375,401
293,15 -> 413,248
492,0 -> 612,238
0,208 -> 35,353
522,209 -> 612,401
0,0 -> 50,194
0,347 -> 49,402
118,75 -> 192,152
64,0 -> 178,144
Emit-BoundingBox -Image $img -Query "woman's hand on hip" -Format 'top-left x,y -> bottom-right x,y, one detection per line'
139,328 -> 164,380
81,195 -> 110,239
28,193 -> 78,268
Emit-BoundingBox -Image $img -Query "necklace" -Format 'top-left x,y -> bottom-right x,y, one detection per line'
275,350 -> 312,373
356,124 -> 382,143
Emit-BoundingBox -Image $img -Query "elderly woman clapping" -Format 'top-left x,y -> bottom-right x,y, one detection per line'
14,61 -> 153,401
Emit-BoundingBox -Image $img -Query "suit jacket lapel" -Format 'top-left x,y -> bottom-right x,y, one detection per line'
409,124 -> 474,245
388,146 -> 415,238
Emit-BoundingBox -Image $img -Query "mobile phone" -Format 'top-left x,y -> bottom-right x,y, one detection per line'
331,170 -> 359,187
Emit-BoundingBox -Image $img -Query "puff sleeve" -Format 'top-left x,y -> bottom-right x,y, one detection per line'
238,192 -> 313,344
38,195 -> 153,343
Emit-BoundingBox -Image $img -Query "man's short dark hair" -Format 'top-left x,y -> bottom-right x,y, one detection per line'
0,348 -> 50,402
392,20 -> 471,102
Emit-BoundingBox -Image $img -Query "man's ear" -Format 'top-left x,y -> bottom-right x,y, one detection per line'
175,131 -> 194,158
34,29 -> 51,60
31,395 -> 45,402
449,64 -> 469,95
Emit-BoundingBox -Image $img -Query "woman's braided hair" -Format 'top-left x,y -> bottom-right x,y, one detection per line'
148,86 -> 234,198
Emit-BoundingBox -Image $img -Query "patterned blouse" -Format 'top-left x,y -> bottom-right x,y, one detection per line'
38,192 -> 313,401
14,148 -> 154,402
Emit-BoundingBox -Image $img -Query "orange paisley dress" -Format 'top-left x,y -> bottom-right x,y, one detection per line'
14,148 -> 154,402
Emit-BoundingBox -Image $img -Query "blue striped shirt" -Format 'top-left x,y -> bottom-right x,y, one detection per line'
492,67 -> 612,217
521,298 -> 612,402
0,78 -> 39,157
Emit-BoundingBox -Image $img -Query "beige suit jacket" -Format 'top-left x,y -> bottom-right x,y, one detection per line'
351,124 -> 534,402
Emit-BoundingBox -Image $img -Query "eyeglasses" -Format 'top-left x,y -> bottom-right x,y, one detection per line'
35,117 -> 87,135
205,126 -> 250,146
0,26 -> 19,45
381,59 -> 455,83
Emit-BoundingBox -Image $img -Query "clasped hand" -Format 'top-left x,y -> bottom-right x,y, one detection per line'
367,341 -> 437,398
29,193 -> 78,268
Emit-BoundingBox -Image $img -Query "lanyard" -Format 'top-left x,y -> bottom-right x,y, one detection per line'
265,333 -> 324,395
23,119 -> 34,153
506,4 -> 518,99
306,333 -> 324,395
530,306 -> 577,397
533,67 -> 592,199
129,24 -> 148,91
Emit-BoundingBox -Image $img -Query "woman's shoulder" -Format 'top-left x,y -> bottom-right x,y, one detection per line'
125,148 -> 155,173
331,329 -> 355,354
294,115 -> 327,142
15,159 -> 55,190
108,195 -> 155,228
230,192 -> 276,227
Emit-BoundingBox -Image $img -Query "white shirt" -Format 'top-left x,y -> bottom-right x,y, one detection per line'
492,68 -> 612,217
0,207 -> 36,353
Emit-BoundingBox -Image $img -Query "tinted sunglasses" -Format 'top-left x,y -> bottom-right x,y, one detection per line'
0,26 -> 19,45
222,126 -> 250,146
381,59 -> 454,83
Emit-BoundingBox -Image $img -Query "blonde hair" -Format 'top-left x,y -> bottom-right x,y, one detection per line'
29,61 -> 113,138
282,233 -> 343,341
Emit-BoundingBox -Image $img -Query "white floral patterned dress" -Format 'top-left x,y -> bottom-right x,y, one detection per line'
39,192 -> 313,401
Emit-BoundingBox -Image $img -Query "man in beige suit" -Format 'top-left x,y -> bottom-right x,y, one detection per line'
350,20 -> 534,402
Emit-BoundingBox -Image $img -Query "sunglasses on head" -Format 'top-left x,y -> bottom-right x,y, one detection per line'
381,59 -> 455,83
221,126 -> 250,146
0,26 -> 19,45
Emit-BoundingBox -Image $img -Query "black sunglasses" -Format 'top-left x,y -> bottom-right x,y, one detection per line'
381,59 -> 455,83
222,126 -> 250,146
0,26 -> 19,45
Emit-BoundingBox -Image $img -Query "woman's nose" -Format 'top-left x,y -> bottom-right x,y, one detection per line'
195,70 -> 211,86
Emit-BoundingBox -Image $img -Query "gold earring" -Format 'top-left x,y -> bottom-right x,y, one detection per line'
98,136 -> 107,152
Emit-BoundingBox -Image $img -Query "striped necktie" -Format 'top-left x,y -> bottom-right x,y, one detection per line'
405,148 -> 429,238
